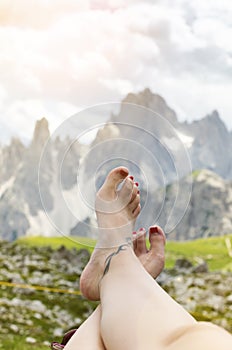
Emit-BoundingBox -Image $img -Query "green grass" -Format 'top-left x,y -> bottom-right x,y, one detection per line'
191,169 -> 202,179
165,234 -> 232,271
17,235 -> 95,252
4,234 -> 232,349
0,335 -> 48,350
17,234 -> 232,272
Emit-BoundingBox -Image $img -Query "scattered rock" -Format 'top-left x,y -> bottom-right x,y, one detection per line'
226,295 -> 232,305
26,337 -> 36,344
53,328 -> 64,337
174,258 -> 193,270
9,324 -> 19,332
43,340 -> 51,346
0,240 -> 231,349
192,261 -> 208,273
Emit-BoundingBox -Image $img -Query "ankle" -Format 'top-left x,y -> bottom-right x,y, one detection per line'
96,228 -> 134,249
101,244 -> 134,276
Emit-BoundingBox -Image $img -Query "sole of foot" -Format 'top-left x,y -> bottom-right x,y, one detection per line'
80,166 -> 141,300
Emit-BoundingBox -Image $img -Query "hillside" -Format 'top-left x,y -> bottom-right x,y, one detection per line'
18,234 -> 232,271
0,235 -> 231,349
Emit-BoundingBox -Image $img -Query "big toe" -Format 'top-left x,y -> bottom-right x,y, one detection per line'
103,166 -> 129,193
96,166 -> 130,212
148,226 -> 166,256
149,226 -> 166,250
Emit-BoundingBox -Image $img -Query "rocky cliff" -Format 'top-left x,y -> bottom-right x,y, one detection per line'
157,169 -> 232,240
0,89 -> 232,240
0,118 -> 85,240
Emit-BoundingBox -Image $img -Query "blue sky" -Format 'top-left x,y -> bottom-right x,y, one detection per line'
0,0 -> 231,144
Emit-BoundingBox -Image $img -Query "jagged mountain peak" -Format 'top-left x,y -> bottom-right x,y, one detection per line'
123,88 -> 154,103
191,110 -> 228,134
204,110 -> 228,130
31,117 -> 50,149
209,109 -> 220,119
122,88 -> 178,124
1,90 -> 232,241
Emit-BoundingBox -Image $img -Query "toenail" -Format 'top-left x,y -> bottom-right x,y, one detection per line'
132,231 -> 137,234
120,169 -> 129,176
139,227 -> 145,231
129,176 -> 134,180
135,182 -> 139,187
137,190 -> 140,194
150,226 -> 159,234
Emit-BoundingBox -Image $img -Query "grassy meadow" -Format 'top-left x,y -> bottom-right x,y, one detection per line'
18,233 -> 232,272
1,233 -> 231,349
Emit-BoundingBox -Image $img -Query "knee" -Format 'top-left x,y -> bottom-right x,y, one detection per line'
166,322 -> 232,350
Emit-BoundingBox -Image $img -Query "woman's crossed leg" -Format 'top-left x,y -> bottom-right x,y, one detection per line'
79,167 -> 232,350
64,166 -> 166,349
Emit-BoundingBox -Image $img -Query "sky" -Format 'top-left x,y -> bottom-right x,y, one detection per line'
0,0 -> 232,144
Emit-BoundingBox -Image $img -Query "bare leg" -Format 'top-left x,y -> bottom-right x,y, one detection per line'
80,167 -> 232,350
64,167 -> 136,349
100,246 -> 232,350
65,167 -> 165,350
64,305 -> 103,350
65,225 -> 166,350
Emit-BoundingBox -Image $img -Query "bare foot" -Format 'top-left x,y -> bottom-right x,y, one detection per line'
95,166 -> 141,244
133,226 -> 166,278
80,166 -> 140,300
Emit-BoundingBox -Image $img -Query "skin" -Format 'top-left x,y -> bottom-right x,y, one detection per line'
65,167 -> 165,350
68,167 -> 232,350
64,225 -> 166,350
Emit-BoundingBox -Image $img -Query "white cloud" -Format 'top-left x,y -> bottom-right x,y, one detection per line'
0,0 -> 90,28
0,0 -> 232,144
194,18 -> 232,51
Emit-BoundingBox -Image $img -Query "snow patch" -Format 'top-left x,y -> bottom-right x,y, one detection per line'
176,130 -> 194,148
0,176 -> 15,198
162,130 -> 194,151
25,204 -> 55,237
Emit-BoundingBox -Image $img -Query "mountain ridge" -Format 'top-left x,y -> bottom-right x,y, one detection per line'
1,89 -> 232,240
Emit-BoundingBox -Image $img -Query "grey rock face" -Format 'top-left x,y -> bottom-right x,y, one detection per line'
161,169 -> 232,240
183,110 -> 232,179
0,89 -> 232,241
0,117 -> 84,240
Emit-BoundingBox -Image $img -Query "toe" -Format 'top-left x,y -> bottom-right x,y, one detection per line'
105,166 -> 129,191
128,183 -> 139,203
147,226 -> 166,274
132,203 -> 141,217
148,225 -> 166,246
96,167 -> 130,211
148,226 -> 166,264
129,193 -> 140,212
134,228 -> 147,255
118,177 -> 134,201
132,231 -> 137,250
